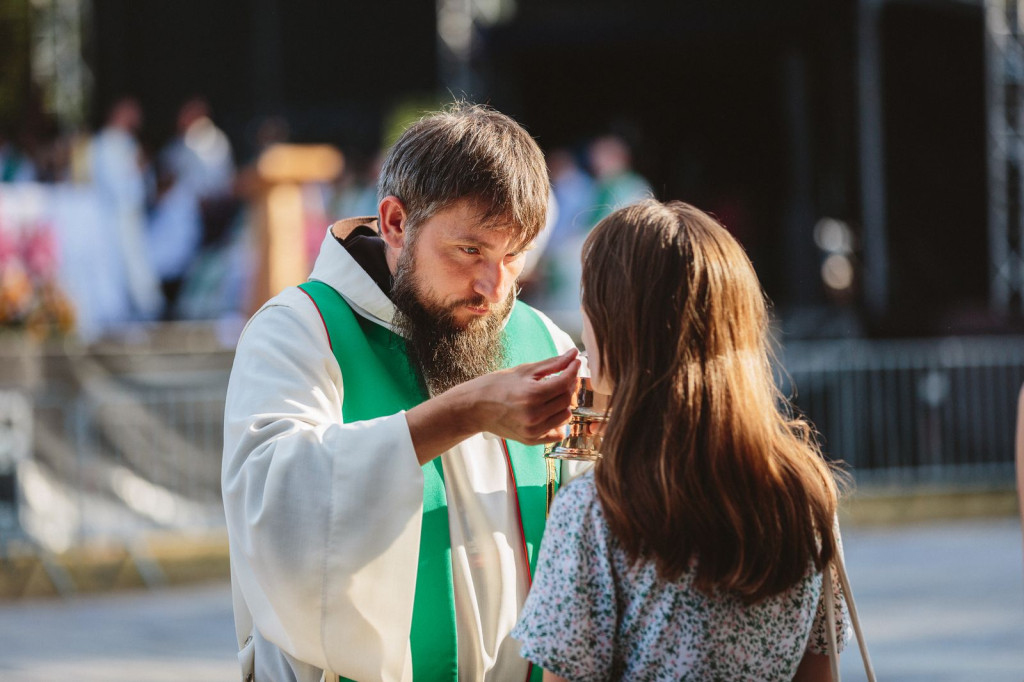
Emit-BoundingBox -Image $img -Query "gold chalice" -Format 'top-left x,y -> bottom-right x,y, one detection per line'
546,371 -> 610,462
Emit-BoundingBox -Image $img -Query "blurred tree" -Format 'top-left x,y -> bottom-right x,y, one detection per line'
29,0 -> 91,130
0,0 -> 31,133
382,94 -> 454,150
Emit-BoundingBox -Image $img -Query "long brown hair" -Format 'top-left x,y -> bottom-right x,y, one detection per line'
582,199 -> 841,603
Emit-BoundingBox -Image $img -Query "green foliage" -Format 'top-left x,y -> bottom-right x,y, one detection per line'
381,93 -> 462,149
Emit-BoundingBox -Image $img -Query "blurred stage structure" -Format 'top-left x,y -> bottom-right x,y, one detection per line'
987,0 -> 1024,313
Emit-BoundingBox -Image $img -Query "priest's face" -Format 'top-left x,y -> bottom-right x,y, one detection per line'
391,200 -> 530,395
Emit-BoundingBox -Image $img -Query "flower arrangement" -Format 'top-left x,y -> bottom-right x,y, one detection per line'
0,222 -> 75,340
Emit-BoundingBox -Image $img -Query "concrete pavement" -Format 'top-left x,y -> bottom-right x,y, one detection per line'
0,582 -> 237,682
0,517 -> 1020,681
840,517 -> 1024,681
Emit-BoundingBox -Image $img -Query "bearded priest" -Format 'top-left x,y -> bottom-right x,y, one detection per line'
222,103 -> 588,682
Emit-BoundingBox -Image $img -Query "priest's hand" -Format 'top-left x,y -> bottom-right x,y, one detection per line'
464,348 -> 581,445
405,348 -> 580,465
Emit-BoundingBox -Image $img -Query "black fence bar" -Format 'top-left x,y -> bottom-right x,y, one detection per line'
778,336 -> 1024,487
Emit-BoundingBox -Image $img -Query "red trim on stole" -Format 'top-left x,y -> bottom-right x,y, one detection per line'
299,286 -> 333,351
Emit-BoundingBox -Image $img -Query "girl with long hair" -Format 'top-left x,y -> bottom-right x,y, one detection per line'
513,200 -> 851,680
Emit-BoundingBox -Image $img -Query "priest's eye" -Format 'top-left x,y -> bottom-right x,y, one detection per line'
460,246 -> 481,255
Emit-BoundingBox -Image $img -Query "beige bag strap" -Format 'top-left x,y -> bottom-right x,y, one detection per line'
823,563 -> 841,680
824,549 -> 878,681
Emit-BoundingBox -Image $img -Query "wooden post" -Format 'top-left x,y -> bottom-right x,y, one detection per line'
249,144 -> 343,315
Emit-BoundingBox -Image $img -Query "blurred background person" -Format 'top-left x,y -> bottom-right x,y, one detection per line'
547,147 -> 596,248
586,133 -> 652,224
329,149 -> 381,220
523,134 -> 654,331
148,97 -> 237,319
159,97 -> 235,202
146,162 -> 203,319
0,127 -> 37,183
88,96 -> 163,328
521,147 -> 595,327
173,114 -> 285,325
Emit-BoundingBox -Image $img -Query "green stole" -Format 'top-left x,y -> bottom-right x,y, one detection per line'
297,281 -> 559,682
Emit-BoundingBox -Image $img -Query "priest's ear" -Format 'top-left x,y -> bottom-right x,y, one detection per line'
378,196 -> 409,250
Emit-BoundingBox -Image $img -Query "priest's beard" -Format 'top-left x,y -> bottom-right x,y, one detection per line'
391,249 -> 514,396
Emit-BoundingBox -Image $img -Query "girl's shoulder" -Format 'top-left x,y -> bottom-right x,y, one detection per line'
551,469 -> 600,518
547,470 -> 616,551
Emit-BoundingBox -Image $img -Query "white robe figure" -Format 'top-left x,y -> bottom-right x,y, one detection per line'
90,126 -> 163,323
222,219 -> 584,682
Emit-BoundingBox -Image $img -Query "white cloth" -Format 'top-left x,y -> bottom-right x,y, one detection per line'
90,127 -> 163,320
223,220 -> 583,682
146,182 -> 202,280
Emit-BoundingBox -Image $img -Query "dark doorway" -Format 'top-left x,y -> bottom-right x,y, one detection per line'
880,1 -> 988,334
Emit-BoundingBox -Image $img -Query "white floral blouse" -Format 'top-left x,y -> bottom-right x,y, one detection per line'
512,472 -> 851,681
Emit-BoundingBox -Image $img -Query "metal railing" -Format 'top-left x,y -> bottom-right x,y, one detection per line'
778,335 -> 1024,487
1,331 -> 232,562
2,332 -> 1021,565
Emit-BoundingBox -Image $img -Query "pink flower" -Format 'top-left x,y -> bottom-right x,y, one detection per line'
22,224 -> 59,279
0,230 -> 17,267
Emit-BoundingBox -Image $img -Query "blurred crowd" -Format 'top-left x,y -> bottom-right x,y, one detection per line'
0,96 -> 652,342
523,135 -> 652,320
0,96 -> 249,341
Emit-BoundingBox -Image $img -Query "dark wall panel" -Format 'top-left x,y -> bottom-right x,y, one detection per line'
91,0 -> 437,155
881,2 -> 987,333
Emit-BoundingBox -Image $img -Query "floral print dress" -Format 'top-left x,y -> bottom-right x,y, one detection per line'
512,472 -> 851,681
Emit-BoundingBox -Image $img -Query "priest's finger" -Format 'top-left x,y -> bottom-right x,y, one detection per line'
523,348 -> 579,380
